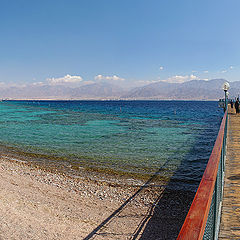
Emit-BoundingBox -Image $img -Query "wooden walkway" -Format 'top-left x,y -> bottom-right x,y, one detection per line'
219,107 -> 240,239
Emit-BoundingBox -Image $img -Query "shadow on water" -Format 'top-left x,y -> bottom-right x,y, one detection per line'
83,123 -> 219,240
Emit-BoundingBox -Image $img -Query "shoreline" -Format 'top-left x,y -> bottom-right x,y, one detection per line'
0,143 -> 169,187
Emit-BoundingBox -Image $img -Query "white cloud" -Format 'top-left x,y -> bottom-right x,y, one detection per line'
221,70 -> 227,73
203,70 -> 209,73
159,66 -> 164,70
94,74 -> 125,81
32,82 -> 44,86
189,74 -> 199,80
230,66 -> 234,69
162,74 -> 199,83
47,74 -> 83,85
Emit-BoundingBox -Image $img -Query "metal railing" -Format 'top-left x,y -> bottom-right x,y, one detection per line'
177,109 -> 228,240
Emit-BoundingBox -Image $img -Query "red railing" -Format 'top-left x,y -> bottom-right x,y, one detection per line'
177,110 -> 227,240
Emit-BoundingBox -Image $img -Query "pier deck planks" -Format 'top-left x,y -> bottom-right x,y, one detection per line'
219,107 -> 240,239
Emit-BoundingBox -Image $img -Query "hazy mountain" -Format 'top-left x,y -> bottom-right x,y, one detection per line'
121,79 -> 238,100
121,82 -> 179,99
70,82 -> 126,99
0,78 -> 239,100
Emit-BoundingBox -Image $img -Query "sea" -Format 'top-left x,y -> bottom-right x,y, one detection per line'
0,100 -> 223,191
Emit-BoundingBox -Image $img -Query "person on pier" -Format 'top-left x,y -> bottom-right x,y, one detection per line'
235,98 -> 239,114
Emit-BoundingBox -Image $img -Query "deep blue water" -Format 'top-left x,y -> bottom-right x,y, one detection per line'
0,100 -> 223,190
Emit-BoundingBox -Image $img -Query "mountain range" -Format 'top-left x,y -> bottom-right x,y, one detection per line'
1,79 -> 239,100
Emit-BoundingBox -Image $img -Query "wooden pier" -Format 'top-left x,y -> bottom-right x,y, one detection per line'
219,107 -> 240,239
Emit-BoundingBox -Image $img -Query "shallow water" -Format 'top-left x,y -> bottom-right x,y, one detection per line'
0,100 -> 223,190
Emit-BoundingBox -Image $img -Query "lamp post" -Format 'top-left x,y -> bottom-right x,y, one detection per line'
222,82 -> 230,112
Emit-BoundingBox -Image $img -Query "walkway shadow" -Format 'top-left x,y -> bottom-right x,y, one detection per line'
83,165 -> 166,240
134,171 -> 196,239
83,156 -> 200,239
129,146 -> 200,239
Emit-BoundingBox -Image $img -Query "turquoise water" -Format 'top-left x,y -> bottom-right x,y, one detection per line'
0,100 -> 223,189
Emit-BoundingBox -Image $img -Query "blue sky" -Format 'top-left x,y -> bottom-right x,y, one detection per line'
0,0 -> 239,88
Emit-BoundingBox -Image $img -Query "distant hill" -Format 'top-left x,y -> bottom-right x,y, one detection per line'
70,82 -> 126,99
121,79 -> 239,100
121,82 -> 179,99
0,79 -> 239,100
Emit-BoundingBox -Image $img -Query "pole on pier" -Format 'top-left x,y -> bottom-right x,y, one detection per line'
222,82 -> 230,112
